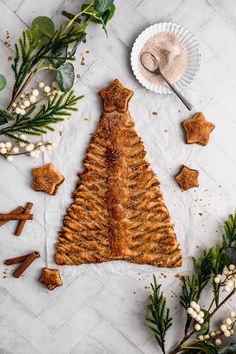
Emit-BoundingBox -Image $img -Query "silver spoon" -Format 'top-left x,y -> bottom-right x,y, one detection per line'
140,51 -> 193,111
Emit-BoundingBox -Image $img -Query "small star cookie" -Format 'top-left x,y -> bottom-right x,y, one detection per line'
182,112 -> 215,146
99,79 -> 133,113
39,268 -> 63,290
176,165 -> 199,191
32,163 -> 64,195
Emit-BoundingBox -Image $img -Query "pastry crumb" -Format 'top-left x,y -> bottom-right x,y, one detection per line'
152,111 -> 158,116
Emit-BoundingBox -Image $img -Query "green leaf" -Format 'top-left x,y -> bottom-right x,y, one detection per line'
218,342 -> 236,354
31,16 -> 55,46
61,10 -> 81,23
224,247 -> 236,265
56,62 -> 75,92
0,74 -> 6,91
94,0 -> 114,13
200,342 -> 218,354
0,105 -> 15,125
51,45 -> 68,68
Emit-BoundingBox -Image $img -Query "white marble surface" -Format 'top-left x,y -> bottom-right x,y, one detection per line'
0,1 -> 236,353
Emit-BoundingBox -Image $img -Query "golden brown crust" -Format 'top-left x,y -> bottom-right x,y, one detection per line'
32,163 -> 65,195
55,80 -> 182,268
39,268 -> 63,290
99,79 -> 133,113
176,165 -> 199,191
182,112 -> 215,146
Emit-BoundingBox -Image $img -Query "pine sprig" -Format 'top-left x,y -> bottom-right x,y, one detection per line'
12,29 -> 37,97
0,91 -> 83,142
146,275 -> 172,354
222,210 -> 236,248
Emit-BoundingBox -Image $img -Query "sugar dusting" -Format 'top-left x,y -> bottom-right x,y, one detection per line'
139,32 -> 187,85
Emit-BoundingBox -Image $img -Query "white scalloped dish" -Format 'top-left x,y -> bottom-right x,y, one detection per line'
130,22 -> 201,94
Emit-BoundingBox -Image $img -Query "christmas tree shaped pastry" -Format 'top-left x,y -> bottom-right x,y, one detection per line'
55,79 -> 182,268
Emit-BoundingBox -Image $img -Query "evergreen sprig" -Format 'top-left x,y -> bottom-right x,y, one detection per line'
146,276 -> 172,354
223,211 -> 236,248
0,91 -> 83,142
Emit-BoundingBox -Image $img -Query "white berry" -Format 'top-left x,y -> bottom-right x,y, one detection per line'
5,142 -> 11,149
20,94 -> 25,99
190,301 -> 197,309
40,145 -> 46,152
25,144 -> 34,152
29,151 -> 36,157
198,318 -> 204,324
32,89 -> 39,97
12,102 -> 17,108
199,311 -> 204,318
46,144 -> 52,151
204,334 -> 210,340
30,95 -> 36,104
195,304 -> 200,312
210,331 -> 216,337
0,142 -> 5,148
215,339 -> 222,346
52,81 -> 58,88
221,324 -> 227,332
0,147 -> 7,154
226,318 -> 232,325
224,330 -> 231,337
39,82 -> 45,88
6,155 -> 13,162
230,311 -> 236,318
12,146 -> 19,153
15,107 -> 21,114
224,269 -> 229,276
19,142 -> 26,147
198,335 -> 204,341
20,109 -> 26,115
195,324 -> 201,331
187,307 -> 194,315
192,312 -> 197,319
24,100 -> 30,107
229,264 -> 235,271
19,134 -> 26,140
20,104 -> 25,109
44,86 -> 50,93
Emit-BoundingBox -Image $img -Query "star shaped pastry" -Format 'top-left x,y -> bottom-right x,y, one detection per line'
182,112 -> 215,146
39,268 -> 63,290
99,79 -> 133,113
176,165 -> 199,191
32,163 -> 65,195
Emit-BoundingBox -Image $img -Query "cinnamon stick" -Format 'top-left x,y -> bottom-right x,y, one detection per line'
13,251 -> 40,278
0,206 -> 24,226
0,213 -> 33,221
4,253 -> 30,265
15,202 -> 33,236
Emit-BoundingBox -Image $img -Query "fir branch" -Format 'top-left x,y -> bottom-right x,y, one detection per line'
222,211 -> 236,248
146,276 -> 172,354
0,91 -> 83,142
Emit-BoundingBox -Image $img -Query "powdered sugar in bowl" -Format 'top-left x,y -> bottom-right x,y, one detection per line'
131,22 -> 201,94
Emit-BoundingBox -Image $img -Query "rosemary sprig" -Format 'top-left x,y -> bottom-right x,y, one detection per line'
0,91 -> 83,142
146,276 -> 172,354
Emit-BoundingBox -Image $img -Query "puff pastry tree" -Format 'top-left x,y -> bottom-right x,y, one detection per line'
55,79 -> 182,268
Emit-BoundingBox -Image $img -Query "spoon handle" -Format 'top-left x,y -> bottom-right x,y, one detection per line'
160,74 -> 193,111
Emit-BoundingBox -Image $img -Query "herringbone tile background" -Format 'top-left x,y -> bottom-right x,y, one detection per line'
0,1 -> 236,353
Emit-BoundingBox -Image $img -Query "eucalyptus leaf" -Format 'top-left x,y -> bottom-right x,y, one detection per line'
0,74 -> 6,91
51,45 -> 68,68
0,105 -> 15,124
56,62 -> 75,92
218,342 -> 236,354
31,16 -> 55,46
94,0 -> 114,13
224,247 -> 236,265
